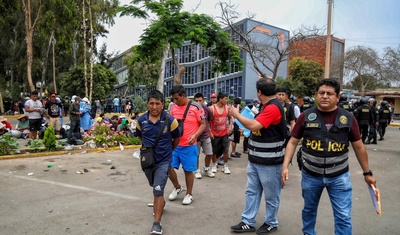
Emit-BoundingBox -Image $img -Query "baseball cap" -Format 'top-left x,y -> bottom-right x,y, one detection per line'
50,93 -> 56,97
210,93 -> 217,98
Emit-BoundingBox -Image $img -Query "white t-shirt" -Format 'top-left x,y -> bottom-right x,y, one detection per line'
25,99 -> 43,119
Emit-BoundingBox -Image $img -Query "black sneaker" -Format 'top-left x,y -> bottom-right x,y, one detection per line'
151,222 -> 163,235
231,221 -> 256,233
256,223 -> 277,234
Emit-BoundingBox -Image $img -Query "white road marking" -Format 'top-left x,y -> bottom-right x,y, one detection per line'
0,172 -> 192,209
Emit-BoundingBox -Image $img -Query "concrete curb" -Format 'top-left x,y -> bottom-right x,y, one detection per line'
0,145 -> 141,160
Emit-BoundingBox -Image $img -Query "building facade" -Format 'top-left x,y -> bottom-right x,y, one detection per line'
289,35 -> 345,86
111,18 -> 290,101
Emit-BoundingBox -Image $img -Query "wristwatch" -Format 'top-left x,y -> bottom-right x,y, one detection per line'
363,170 -> 373,176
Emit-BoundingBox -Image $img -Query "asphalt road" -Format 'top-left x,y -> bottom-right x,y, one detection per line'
0,126 -> 399,235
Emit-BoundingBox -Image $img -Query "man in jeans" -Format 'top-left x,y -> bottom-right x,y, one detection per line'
281,78 -> 377,235
136,90 -> 180,235
230,79 -> 286,234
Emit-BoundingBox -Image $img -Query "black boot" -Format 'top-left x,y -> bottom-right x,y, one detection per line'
364,139 -> 371,144
372,139 -> 377,144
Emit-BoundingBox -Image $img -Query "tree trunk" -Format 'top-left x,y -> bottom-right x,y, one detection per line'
82,0 -> 88,97
171,50 -> 185,85
40,31 -> 53,98
157,46 -> 169,95
52,35 -> 57,93
22,0 -> 35,92
88,0 -> 94,101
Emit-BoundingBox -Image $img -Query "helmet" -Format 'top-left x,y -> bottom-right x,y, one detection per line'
339,93 -> 348,102
359,97 -> 369,105
368,98 -> 376,106
290,95 -> 298,104
303,96 -> 311,104
380,100 -> 388,107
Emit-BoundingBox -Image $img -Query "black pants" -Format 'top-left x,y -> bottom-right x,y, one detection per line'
367,125 -> 377,142
359,124 -> 369,143
378,123 -> 388,138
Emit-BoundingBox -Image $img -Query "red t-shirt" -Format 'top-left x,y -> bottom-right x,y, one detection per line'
291,108 -> 361,142
255,103 -> 282,128
171,103 -> 204,146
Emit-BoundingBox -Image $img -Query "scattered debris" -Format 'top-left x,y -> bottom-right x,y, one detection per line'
132,152 -> 140,159
148,203 -> 154,207
83,168 -> 90,173
76,171 -> 83,174
64,145 -> 73,151
110,166 -> 116,169
81,150 -> 87,154
47,164 -> 53,168
28,173 -> 34,176
119,143 -> 124,151
68,152 -> 72,155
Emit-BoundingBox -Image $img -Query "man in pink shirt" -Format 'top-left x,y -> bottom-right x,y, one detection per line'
168,85 -> 206,205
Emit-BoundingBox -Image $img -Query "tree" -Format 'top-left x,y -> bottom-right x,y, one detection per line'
382,45 -> 400,86
22,0 -> 42,92
344,46 -> 382,96
119,0 -> 242,88
278,57 -> 324,97
59,64 -> 117,100
218,1 -> 325,81
346,75 -> 389,91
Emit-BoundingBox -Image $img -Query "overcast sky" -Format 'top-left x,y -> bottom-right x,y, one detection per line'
98,0 -> 400,55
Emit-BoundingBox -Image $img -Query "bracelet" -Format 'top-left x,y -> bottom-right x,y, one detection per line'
363,170 -> 373,176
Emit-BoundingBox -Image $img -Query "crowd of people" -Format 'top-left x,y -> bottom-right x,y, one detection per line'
0,92 -> 139,145
138,79 -> 379,235
0,80 -> 391,235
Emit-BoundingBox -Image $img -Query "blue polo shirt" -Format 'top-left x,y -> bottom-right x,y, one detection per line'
136,110 -> 180,165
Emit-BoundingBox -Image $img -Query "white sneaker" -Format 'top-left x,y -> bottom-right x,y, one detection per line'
211,164 -> 217,173
182,194 -> 193,205
168,186 -> 183,201
194,169 -> 202,179
203,168 -> 215,178
222,164 -> 231,174
206,171 -> 215,178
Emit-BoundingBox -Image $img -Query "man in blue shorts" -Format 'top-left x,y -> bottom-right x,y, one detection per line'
136,90 -> 180,235
168,85 -> 206,205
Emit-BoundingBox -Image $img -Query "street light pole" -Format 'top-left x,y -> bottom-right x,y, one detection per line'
324,0 -> 333,79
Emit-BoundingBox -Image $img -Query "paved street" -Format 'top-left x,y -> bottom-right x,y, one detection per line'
0,125 -> 399,234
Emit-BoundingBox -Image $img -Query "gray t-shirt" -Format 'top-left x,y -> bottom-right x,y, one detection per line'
25,99 -> 43,119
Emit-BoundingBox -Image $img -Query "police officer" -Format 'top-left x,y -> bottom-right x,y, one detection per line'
354,97 -> 373,143
281,78 -> 376,235
365,98 -> 379,144
300,96 -> 314,112
378,101 -> 391,141
338,93 -> 351,111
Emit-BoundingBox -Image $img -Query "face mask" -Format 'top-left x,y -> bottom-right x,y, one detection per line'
256,104 -> 260,108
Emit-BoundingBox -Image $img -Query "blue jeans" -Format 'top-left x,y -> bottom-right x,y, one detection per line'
114,105 -> 120,113
302,170 -> 352,235
241,162 -> 282,227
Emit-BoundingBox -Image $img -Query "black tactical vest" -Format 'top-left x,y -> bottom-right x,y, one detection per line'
301,107 -> 353,177
248,98 -> 286,166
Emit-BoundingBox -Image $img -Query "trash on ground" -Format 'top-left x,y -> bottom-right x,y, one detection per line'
110,166 -> 116,169
83,168 -> 90,173
76,171 -> 83,174
81,150 -> 87,154
28,173 -> 34,176
119,143 -> 124,151
64,145 -> 73,151
132,152 -> 140,159
47,164 -> 53,168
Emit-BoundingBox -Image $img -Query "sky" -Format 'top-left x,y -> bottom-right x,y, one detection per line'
98,0 -> 400,56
